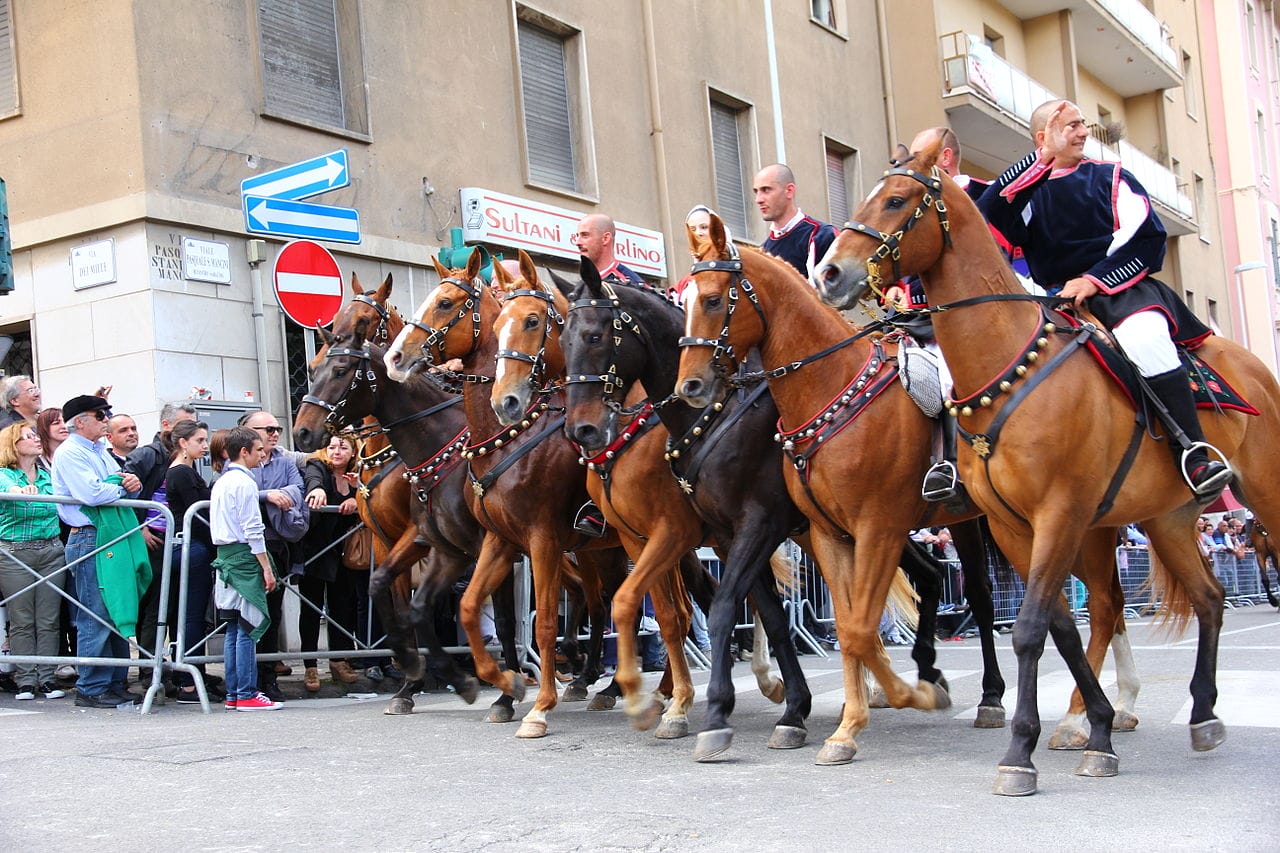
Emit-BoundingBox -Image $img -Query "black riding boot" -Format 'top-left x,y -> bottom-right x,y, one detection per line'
922,413 -> 964,503
573,501 -> 607,538
1145,368 -> 1232,502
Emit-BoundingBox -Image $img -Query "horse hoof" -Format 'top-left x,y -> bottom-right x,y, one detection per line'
693,728 -> 734,762
767,725 -> 807,750
1074,750 -> 1119,777
1047,726 -> 1088,751
587,693 -> 617,711
654,717 -> 689,739
992,765 -> 1038,797
515,719 -> 547,738
631,699 -> 663,732
456,677 -> 480,705
867,687 -> 889,709
561,682 -> 589,702
485,703 -> 515,724
815,740 -> 857,766
935,673 -> 951,695
508,674 -> 527,703
973,705 -> 1006,729
1113,710 -> 1140,732
764,679 -> 786,705
928,680 -> 952,711
383,698 -> 414,716
1190,718 -> 1226,752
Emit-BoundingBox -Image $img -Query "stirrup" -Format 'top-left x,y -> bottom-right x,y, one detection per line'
922,460 -> 961,503
1181,442 -> 1233,501
573,502 -> 607,538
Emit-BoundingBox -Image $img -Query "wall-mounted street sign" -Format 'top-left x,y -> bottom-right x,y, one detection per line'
272,240 -> 344,329
241,149 -> 361,244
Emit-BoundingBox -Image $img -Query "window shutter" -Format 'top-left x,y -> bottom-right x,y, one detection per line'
519,22 -> 577,191
0,0 -> 17,116
258,0 -> 344,128
710,102 -> 748,238
826,148 -> 849,225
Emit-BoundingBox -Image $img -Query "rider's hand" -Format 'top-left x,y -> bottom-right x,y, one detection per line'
1058,277 -> 1099,310
882,285 -> 909,312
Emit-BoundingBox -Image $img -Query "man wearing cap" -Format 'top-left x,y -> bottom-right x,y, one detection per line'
50,395 -> 145,708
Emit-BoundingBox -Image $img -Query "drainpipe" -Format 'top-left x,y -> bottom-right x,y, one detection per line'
641,0 -> 675,280
875,0 -> 898,144
247,239 -> 272,412
763,0 -> 786,163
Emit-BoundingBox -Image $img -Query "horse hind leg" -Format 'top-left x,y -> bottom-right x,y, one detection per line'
953,518 -> 1006,728
484,570 -> 521,723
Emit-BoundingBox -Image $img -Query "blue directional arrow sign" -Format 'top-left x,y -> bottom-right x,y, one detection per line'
240,149 -> 350,202
243,196 -> 362,244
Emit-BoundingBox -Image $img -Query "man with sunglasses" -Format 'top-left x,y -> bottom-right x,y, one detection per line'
238,410 -> 307,701
50,395 -> 144,707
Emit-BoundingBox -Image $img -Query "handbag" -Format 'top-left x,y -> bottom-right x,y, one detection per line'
342,526 -> 373,571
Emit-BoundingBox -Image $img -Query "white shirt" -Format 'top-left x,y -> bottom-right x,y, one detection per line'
209,463 -> 266,554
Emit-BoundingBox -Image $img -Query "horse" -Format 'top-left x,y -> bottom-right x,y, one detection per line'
675,214 -> 1134,774
383,250 -> 684,739
1248,518 -> 1280,609
813,134 -> 1280,795
294,272 -> 525,722
487,250 -> 811,750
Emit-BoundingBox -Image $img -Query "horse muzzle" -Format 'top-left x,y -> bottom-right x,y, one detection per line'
566,418 -> 612,456
813,260 -> 868,311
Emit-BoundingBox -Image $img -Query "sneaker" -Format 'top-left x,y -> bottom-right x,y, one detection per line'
382,664 -> 404,681
224,698 -> 237,710
176,687 -> 204,705
106,686 -> 142,706
235,692 -> 283,711
16,685 -> 36,701
39,684 -> 66,699
56,665 -> 78,680
74,691 -> 130,709
259,681 -> 286,703
363,665 -> 384,682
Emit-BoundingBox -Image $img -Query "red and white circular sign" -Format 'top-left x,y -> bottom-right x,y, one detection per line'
272,240 -> 343,329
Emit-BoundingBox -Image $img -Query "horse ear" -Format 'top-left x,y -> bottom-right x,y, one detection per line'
548,269 -> 580,300
686,222 -> 702,257
431,256 -> 452,280
464,245 -> 484,281
375,273 -> 393,301
708,214 -> 727,257
892,143 -> 911,167
578,254 -> 605,298
492,258 -> 513,288
318,325 -> 336,346
518,249 -> 538,286
349,271 -> 363,294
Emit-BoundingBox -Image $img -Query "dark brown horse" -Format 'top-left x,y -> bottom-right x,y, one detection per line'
814,134 -> 1280,794
1248,518 -> 1280,609
383,251 -> 654,739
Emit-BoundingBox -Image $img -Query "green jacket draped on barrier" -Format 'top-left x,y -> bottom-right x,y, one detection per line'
82,473 -> 153,639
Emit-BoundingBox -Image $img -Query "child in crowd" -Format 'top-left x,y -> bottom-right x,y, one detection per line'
210,426 -> 282,711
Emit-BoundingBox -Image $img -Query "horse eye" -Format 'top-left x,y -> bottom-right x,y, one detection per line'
587,332 -> 602,345
333,367 -> 347,378
886,197 -> 906,210
705,294 -> 722,311
438,299 -> 453,311
524,315 -> 540,331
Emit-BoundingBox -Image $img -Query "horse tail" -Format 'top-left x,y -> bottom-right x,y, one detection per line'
888,567 -> 921,630
1144,548 -> 1197,638
769,545 -> 800,597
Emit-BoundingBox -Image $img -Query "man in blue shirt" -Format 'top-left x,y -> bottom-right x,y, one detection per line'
753,163 -> 837,281
50,395 -> 144,708
572,214 -> 644,285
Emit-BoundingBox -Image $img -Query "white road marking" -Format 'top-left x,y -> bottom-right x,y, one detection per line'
953,668 -> 1115,721
1171,671 -> 1280,728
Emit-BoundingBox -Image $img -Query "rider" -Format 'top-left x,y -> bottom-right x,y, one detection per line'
754,164 -> 837,281
976,100 -> 1231,500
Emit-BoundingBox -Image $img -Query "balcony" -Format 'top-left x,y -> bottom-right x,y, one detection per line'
940,33 -> 1196,236
998,0 -> 1181,96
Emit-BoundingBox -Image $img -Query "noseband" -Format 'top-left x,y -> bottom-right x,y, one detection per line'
406,276 -> 484,366
840,165 -> 953,299
677,243 -> 767,382
563,279 -> 650,415
495,286 -> 564,393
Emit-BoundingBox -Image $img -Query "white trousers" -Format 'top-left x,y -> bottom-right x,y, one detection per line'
1112,309 -> 1181,377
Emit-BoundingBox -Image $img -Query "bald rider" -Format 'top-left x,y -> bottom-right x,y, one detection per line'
753,163 -> 837,280
572,214 -> 644,285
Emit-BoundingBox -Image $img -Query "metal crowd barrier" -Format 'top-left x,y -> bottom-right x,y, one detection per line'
0,492 -> 179,714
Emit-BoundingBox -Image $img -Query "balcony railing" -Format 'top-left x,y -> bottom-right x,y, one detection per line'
1095,0 -> 1178,71
941,32 -> 1193,220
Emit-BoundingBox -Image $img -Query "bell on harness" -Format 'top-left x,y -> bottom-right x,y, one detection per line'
573,501 -> 607,538
922,413 -> 966,505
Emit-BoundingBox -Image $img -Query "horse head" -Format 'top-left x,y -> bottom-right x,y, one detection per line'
490,249 -> 566,425
675,212 -> 764,408
385,249 -> 490,382
813,135 -> 955,311
294,334 -> 384,453
337,270 -> 401,346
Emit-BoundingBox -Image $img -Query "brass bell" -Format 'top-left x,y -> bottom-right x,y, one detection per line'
979,396 -> 992,407
961,406 -> 973,417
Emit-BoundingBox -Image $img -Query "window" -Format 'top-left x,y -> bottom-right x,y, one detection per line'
1171,157 -> 1183,188
709,95 -> 752,240
0,0 -> 17,117
1193,173 -> 1208,240
825,140 -> 860,226
983,25 -> 1005,58
1207,298 -> 1219,330
1258,109 -> 1269,179
1246,3 -> 1259,69
810,0 -> 836,29
516,11 -> 592,194
1181,51 -> 1197,118
256,0 -> 368,135
1184,290 -> 1196,314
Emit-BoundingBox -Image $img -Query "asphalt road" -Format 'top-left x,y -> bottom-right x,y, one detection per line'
2,607 -> 1277,852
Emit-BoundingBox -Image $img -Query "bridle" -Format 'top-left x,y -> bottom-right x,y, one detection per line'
563,278 -> 654,415
676,241 -> 767,382
494,284 -> 564,394
301,344 -> 377,433
352,291 -> 395,343
406,276 -> 485,368
839,164 -> 953,300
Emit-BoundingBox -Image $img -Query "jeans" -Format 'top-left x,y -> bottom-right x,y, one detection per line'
67,527 -> 130,697
222,616 -> 257,702
0,538 -> 66,687
175,539 -> 214,688
689,600 -> 710,650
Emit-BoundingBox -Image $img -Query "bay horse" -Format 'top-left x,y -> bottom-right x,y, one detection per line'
295,272 -> 524,721
488,250 -> 807,750
675,215 -> 1130,773
814,134 -> 1280,794
383,251 -> 679,739
1248,518 -> 1280,609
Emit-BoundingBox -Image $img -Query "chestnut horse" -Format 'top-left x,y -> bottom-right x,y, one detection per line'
676,216 -> 1131,772
488,251 -> 806,749
814,136 -> 1280,795
1248,518 -> 1280,609
384,251 -> 681,739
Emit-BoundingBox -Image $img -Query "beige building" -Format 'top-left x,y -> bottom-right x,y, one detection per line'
0,0 -> 889,430
883,0 -> 1235,340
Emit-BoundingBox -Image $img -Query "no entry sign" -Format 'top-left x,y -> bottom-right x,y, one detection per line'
272,240 -> 343,329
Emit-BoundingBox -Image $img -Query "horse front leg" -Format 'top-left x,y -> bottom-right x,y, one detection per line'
514,537 -> 567,739
368,532 -> 431,714
457,535 -> 524,704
